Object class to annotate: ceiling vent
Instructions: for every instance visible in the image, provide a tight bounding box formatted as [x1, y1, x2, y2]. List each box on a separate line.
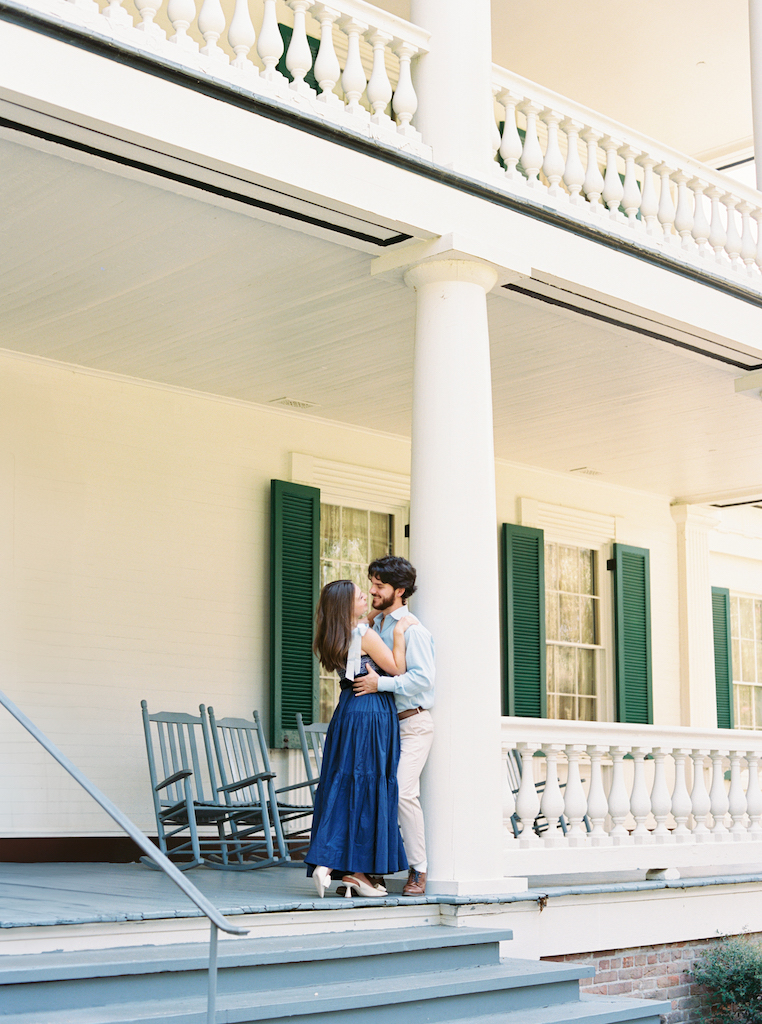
[569, 467, 602, 477]
[269, 397, 318, 410]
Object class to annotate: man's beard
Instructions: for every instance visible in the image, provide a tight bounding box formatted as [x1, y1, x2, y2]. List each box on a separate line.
[372, 594, 396, 612]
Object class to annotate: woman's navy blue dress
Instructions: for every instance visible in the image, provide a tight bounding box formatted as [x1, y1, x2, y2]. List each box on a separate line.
[305, 652, 408, 877]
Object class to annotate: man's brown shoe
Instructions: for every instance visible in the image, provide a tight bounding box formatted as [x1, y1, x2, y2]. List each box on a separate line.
[402, 869, 426, 896]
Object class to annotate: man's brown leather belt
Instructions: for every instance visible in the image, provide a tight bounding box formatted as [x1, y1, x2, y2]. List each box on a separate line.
[398, 706, 424, 721]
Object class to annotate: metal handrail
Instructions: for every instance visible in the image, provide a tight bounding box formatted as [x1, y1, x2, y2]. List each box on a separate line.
[0, 689, 248, 1024]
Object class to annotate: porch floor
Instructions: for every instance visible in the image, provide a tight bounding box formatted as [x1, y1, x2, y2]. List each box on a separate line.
[3, 860, 762, 930]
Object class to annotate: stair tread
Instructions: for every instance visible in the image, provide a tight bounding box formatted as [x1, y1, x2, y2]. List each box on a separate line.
[421, 995, 674, 1023]
[0, 961, 592, 1024]
[0, 924, 515, 983]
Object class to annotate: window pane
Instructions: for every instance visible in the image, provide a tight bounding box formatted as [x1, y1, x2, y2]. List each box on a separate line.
[320, 504, 341, 561]
[559, 546, 579, 593]
[341, 507, 368, 563]
[740, 598, 755, 640]
[730, 596, 740, 638]
[756, 600, 762, 641]
[737, 685, 753, 728]
[580, 549, 594, 595]
[546, 692, 558, 718]
[546, 591, 559, 640]
[755, 688, 762, 730]
[581, 597, 596, 644]
[742, 640, 757, 683]
[578, 649, 595, 695]
[369, 512, 391, 561]
[559, 594, 580, 642]
[557, 695, 575, 720]
[578, 697, 596, 722]
[545, 543, 557, 591]
[732, 639, 741, 681]
[556, 646, 575, 694]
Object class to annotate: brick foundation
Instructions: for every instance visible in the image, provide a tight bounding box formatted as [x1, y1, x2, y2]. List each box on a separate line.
[542, 933, 761, 1023]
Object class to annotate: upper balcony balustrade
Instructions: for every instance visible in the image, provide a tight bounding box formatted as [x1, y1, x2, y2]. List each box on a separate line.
[21, 0, 431, 154]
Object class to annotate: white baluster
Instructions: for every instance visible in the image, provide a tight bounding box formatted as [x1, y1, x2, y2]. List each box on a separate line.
[753, 209, 762, 274]
[690, 749, 712, 840]
[564, 745, 588, 843]
[502, 745, 518, 837]
[601, 136, 624, 218]
[689, 179, 711, 256]
[312, 4, 341, 104]
[491, 87, 503, 167]
[709, 749, 730, 838]
[199, 0, 229, 62]
[519, 101, 544, 187]
[650, 748, 673, 841]
[728, 749, 748, 840]
[746, 750, 762, 836]
[707, 186, 728, 262]
[365, 30, 392, 124]
[722, 195, 743, 269]
[638, 157, 659, 234]
[102, 0, 132, 27]
[541, 110, 565, 197]
[540, 744, 567, 845]
[672, 172, 694, 249]
[739, 203, 758, 274]
[340, 17, 368, 117]
[671, 748, 693, 841]
[391, 40, 419, 136]
[586, 744, 611, 843]
[608, 746, 632, 843]
[499, 91, 524, 180]
[656, 164, 676, 244]
[515, 742, 542, 845]
[227, 0, 256, 70]
[561, 118, 586, 205]
[620, 145, 642, 226]
[135, 0, 165, 39]
[630, 747, 652, 841]
[167, 0, 199, 51]
[581, 128, 604, 209]
[257, 0, 284, 81]
[285, 0, 315, 91]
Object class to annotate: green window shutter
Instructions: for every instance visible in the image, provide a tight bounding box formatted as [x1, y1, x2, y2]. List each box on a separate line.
[270, 480, 320, 748]
[501, 523, 546, 718]
[711, 587, 734, 729]
[612, 544, 652, 724]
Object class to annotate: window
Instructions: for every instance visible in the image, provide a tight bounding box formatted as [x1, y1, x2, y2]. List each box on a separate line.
[545, 543, 600, 721]
[318, 503, 393, 721]
[730, 594, 762, 729]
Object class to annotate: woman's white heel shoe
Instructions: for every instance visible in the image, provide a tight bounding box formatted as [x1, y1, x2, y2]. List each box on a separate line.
[342, 874, 385, 898]
[313, 866, 332, 898]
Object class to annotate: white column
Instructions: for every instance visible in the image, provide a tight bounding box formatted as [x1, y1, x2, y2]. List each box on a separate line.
[670, 504, 722, 727]
[409, 0, 494, 174]
[405, 258, 508, 894]
[750, 0, 762, 188]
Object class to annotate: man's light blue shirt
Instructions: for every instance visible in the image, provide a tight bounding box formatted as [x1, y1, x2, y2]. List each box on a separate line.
[373, 605, 435, 712]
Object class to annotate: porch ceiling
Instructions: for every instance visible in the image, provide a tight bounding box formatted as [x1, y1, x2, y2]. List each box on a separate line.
[2, 133, 762, 503]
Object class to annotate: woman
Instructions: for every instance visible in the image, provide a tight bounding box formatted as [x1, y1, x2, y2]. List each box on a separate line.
[305, 579, 414, 898]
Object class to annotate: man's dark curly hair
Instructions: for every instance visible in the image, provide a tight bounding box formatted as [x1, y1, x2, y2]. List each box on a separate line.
[368, 555, 417, 602]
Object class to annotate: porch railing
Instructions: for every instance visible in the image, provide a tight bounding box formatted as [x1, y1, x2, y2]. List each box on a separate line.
[502, 716, 762, 876]
[29, 0, 430, 154]
[0, 688, 248, 1024]
[491, 63, 762, 292]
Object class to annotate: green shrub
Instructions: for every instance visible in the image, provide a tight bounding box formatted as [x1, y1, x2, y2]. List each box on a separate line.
[691, 937, 762, 1023]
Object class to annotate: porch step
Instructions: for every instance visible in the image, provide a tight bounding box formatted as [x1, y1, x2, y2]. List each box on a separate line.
[0, 925, 671, 1024]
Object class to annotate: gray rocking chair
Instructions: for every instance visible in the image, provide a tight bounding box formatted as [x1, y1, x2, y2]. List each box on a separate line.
[140, 701, 231, 869]
[295, 712, 328, 804]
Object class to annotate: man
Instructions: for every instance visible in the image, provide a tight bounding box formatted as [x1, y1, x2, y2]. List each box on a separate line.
[352, 555, 435, 896]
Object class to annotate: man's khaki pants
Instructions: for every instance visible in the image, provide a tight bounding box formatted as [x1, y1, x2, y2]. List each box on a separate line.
[398, 709, 434, 869]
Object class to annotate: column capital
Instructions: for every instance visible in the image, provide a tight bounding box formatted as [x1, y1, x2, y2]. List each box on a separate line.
[404, 258, 498, 292]
[371, 232, 530, 286]
[670, 502, 723, 530]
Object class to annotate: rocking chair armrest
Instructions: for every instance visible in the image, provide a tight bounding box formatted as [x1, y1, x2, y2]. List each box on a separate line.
[274, 779, 317, 795]
[217, 771, 276, 793]
[155, 768, 193, 791]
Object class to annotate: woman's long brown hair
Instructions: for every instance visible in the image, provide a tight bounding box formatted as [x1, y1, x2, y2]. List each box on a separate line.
[313, 579, 355, 674]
